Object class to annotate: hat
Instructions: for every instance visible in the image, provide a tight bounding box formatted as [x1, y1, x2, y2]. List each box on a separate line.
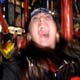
[31, 8, 51, 17]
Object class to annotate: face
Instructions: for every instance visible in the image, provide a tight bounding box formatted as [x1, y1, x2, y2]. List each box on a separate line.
[29, 12, 59, 49]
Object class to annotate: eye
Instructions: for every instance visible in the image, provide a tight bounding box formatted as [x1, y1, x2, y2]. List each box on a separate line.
[32, 16, 39, 21]
[46, 15, 53, 20]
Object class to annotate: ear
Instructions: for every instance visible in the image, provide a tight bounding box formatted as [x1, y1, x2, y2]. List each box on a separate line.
[26, 33, 32, 42]
[56, 32, 59, 42]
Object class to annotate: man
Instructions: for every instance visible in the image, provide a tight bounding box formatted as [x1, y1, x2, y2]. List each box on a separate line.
[28, 8, 59, 49]
[20, 8, 80, 80]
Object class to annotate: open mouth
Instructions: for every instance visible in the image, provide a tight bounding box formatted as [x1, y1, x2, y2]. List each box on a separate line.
[38, 26, 49, 39]
[39, 33, 49, 38]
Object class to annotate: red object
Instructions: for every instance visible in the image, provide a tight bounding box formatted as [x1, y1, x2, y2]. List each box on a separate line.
[24, 0, 29, 28]
[21, 38, 27, 49]
[61, 0, 73, 41]
[71, 76, 80, 80]
[47, 59, 57, 72]
[0, 4, 9, 33]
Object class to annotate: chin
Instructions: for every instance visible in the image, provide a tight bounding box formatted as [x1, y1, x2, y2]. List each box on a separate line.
[38, 43, 50, 48]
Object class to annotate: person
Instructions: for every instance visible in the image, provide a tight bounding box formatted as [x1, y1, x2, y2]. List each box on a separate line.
[20, 8, 80, 80]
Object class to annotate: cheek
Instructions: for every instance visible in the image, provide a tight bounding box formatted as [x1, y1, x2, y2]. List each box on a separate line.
[30, 27, 38, 40]
[29, 23, 37, 34]
[49, 27, 57, 41]
[30, 22, 38, 31]
[50, 27, 57, 36]
[50, 34, 56, 43]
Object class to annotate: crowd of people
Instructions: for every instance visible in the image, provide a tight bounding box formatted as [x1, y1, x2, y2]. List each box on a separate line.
[0, 8, 80, 80]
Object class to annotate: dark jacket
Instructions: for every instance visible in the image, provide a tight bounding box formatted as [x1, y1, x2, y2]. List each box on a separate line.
[0, 59, 20, 80]
[20, 40, 80, 80]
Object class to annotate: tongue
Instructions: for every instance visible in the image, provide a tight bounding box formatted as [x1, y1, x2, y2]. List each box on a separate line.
[39, 31, 49, 38]
[42, 34, 49, 37]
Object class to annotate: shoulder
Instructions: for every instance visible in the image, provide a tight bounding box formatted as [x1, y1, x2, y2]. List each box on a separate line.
[55, 60, 80, 80]
[63, 41, 80, 62]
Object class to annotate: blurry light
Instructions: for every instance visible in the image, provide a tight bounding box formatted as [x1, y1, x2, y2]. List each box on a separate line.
[49, 10, 52, 13]
[8, 26, 22, 35]
[3, 7, 5, 12]
[0, 24, 2, 32]
[49, 10, 55, 15]
[28, 6, 31, 10]
[52, 11, 55, 15]
[3, 15, 5, 18]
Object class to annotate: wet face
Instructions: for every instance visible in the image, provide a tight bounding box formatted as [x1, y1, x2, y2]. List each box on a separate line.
[29, 12, 59, 49]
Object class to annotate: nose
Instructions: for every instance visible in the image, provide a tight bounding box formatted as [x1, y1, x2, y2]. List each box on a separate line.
[40, 16, 45, 23]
